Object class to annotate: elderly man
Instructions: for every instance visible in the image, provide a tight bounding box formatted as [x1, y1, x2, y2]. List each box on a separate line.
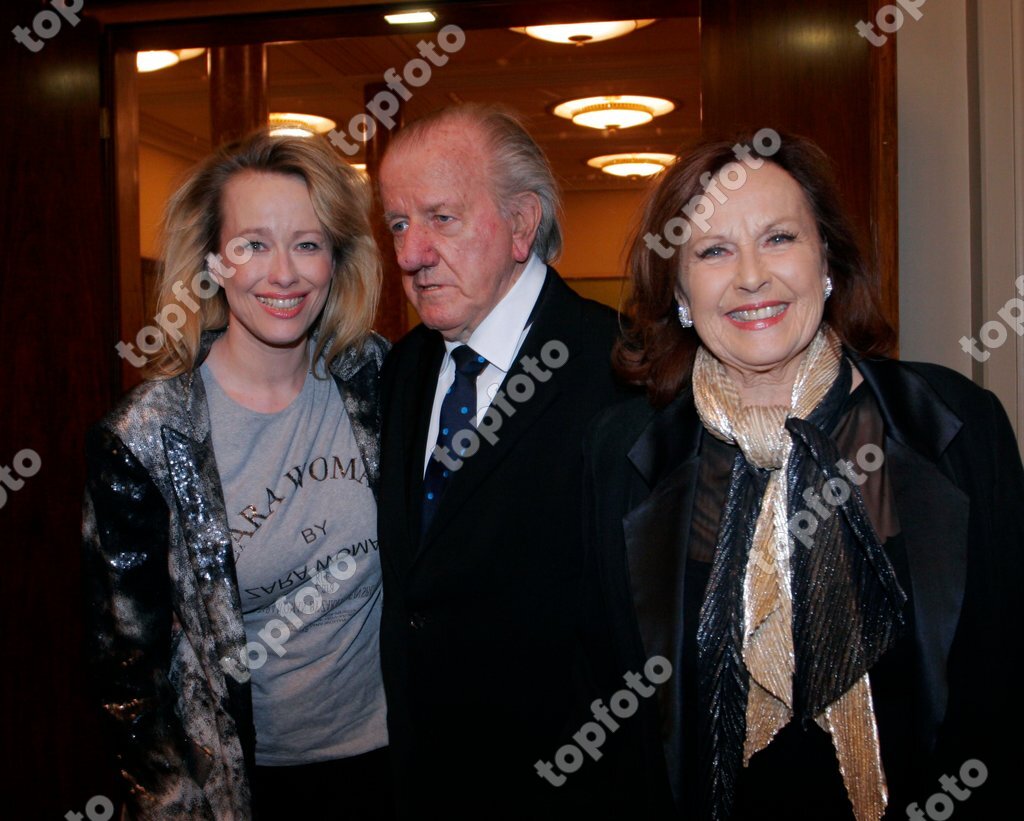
[376, 104, 625, 816]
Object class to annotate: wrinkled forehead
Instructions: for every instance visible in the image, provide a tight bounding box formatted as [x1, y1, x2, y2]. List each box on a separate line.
[382, 120, 499, 204]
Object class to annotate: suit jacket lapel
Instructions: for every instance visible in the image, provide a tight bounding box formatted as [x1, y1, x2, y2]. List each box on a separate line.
[399, 335, 445, 561]
[622, 390, 703, 801]
[417, 269, 566, 553]
[855, 356, 968, 753]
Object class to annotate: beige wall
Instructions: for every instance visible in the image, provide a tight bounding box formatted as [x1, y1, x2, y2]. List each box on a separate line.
[558, 186, 647, 311]
[898, 0, 1023, 449]
[898, 0, 973, 375]
[139, 143, 194, 259]
[558, 188, 648, 281]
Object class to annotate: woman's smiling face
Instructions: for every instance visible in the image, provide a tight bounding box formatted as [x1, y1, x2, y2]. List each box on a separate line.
[217, 170, 334, 354]
[676, 161, 829, 399]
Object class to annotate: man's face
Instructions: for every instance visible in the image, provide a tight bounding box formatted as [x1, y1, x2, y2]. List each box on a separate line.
[380, 122, 535, 342]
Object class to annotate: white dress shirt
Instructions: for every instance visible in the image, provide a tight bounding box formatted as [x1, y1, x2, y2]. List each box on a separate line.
[421, 254, 547, 474]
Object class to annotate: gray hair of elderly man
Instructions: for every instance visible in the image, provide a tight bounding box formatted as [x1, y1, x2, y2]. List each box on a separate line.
[385, 102, 563, 263]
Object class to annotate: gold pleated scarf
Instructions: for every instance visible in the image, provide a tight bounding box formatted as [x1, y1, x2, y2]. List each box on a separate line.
[692, 326, 888, 821]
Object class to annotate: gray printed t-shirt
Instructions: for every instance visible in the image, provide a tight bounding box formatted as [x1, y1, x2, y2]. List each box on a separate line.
[202, 360, 387, 765]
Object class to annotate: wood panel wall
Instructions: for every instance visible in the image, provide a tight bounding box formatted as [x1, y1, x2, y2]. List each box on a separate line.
[0, 0, 118, 814]
[0, 2, 898, 815]
[701, 0, 899, 339]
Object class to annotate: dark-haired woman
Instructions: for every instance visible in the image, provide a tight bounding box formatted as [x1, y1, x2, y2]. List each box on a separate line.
[584, 133, 1023, 820]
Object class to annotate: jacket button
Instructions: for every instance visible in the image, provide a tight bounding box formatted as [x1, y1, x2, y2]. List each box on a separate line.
[409, 612, 426, 629]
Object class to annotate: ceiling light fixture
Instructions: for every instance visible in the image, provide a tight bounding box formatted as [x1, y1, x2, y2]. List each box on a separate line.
[136, 48, 205, 73]
[511, 20, 655, 45]
[588, 153, 677, 178]
[553, 95, 675, 130]
[385, 10, 437, 25]
[268, 112, 338, 138]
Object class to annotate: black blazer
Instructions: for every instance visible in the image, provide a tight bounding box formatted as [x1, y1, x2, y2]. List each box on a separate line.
[583, 355, 1024, 819]
[378, 268, 627, 817]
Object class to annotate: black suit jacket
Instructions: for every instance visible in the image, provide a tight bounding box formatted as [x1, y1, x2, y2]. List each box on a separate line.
[583, 355, 1024, 819]
[378, 268, 627, 818]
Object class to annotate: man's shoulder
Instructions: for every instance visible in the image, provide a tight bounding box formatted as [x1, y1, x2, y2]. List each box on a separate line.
[537, 267, 621, 346]
[544, 267, 617, 317]
[383, 324, 438, 369]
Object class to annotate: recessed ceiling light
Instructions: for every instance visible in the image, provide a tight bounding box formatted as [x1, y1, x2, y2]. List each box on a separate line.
[137, 51, 180, 72]
[136, 48, 206, 73]
[511, 20, 655, 45]
[588, 153, 677, 178]
[268, 113, 338, 137]
[385, 10, 436, 25]
[553, 95, 675, 130]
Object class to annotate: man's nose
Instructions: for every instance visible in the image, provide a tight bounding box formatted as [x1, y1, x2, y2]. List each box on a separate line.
[397, 223, 440, 271]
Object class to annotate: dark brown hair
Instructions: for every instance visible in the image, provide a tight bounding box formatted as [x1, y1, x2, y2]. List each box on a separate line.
[614, 131, 895, 407]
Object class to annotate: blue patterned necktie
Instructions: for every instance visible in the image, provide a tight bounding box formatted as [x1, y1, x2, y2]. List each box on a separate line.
[421, 345, 488, 536]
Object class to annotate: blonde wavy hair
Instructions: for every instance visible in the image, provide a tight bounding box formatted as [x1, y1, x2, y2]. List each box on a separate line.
[146, 128, 381, 378]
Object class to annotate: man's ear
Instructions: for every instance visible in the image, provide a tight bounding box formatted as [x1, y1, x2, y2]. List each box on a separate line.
[509, 192, 542, 264]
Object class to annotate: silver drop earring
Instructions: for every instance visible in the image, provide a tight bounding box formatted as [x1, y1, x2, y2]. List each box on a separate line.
[677, 304, 693, 328]
[823, 276, 833, 301]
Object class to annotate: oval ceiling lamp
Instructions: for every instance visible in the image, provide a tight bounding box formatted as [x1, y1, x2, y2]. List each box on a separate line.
[385, 10, 437, 25]
[588, 153, 677, 178]
[511, 19, 655, 45]
[136, 48, 206, 73]
[268, 112, 338, 138]
[553, 95, 675, 130]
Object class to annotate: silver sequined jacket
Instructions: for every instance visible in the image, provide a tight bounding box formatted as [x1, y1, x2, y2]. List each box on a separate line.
[82, 330, 389, 820]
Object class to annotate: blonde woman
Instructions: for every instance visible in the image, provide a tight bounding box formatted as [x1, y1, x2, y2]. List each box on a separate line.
[83, 129, 392, 819]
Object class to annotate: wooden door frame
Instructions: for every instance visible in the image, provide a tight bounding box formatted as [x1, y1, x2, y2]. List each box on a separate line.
[99, 0, 696, 388]
[98, 0, 896, 390]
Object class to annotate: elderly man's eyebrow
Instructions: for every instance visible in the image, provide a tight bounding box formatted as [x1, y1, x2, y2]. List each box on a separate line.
[383, 201, 455, 221]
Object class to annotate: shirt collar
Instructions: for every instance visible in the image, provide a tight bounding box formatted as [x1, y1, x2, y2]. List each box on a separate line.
[442, 254, 547, 373]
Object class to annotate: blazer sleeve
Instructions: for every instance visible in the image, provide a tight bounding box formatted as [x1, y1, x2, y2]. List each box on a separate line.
[932, 385, 1024, 814]
[82, 425, 215, 820]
